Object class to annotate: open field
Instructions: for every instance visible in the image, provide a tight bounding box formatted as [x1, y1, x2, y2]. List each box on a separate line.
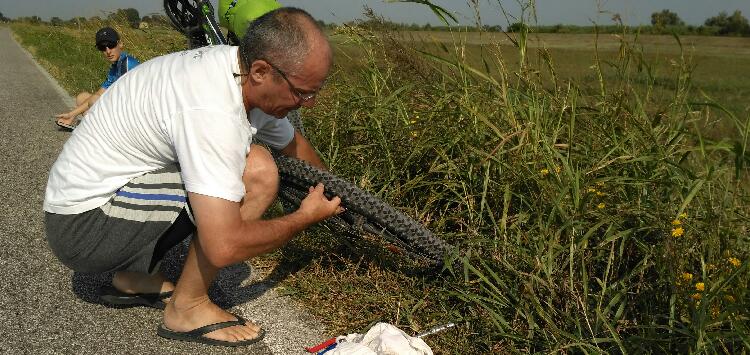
[331, 31, 750, 132]
[396, 31, 750, 55]
[11, 20, 750, 353]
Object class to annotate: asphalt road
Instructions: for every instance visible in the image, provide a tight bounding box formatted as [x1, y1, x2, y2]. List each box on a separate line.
[0, 26, 327, 354]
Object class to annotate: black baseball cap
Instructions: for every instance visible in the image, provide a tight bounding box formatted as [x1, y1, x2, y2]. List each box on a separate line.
[95, 27, 119, 46]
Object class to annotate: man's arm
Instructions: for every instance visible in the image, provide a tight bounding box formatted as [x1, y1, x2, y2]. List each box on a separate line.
[279, 130, 326, 169]
[187, 183, 341, 268]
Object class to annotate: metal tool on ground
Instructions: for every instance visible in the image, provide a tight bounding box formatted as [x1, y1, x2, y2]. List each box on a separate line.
[415, 322, 456, 339]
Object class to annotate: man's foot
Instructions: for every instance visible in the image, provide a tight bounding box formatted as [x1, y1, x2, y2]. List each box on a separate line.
[157, 312, 265, 347]
[99, 271, 175, 309]
[162, 296, 263, 346]
[112, 271, 174, 295]
[54, 113, 78, 128]
[99, 285, 172, 309]
[55, 119, 76, 131]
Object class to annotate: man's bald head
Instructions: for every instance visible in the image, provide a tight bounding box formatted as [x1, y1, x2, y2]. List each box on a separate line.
[238, 7, 331, 76]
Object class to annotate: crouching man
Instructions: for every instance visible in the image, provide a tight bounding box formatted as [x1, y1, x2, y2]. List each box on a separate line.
[43, 8, 339, 347]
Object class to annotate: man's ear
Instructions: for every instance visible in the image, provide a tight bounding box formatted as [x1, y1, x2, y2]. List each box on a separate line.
[249, 60, 270, 84]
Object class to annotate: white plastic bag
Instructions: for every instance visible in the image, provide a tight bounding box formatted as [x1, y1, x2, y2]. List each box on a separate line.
[329, 322, 433, 355]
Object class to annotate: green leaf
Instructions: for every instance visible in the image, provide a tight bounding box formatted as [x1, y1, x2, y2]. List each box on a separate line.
[386, 0, 458, 25]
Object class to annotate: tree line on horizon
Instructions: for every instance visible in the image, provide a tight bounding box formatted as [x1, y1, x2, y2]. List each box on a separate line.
[347, 9, 749, 37]
[500, 9, 748, 37]
[2, 8, 749, 37]
[2, 8, 170, 29]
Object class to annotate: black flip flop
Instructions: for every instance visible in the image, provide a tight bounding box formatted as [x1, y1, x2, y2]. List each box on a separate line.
[157, 314, 266, 347]
[55, 120, 76, 131]
[99, 285, 173, 310]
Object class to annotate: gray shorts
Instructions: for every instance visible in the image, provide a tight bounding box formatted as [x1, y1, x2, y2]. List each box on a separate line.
[45, 164, 193, 274]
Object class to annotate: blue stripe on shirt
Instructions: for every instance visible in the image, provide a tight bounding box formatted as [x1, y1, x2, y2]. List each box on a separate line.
[116, 190, 186, 202]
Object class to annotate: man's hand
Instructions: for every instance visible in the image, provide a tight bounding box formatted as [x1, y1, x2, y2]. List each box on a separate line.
[297, 183, 343, 223]
[55, 112, 76, 121]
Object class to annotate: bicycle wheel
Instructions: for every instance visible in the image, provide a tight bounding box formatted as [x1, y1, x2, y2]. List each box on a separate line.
[275, 155, 451, 268]
[164, 0, 200, 32]
[164, 0, 213, 48]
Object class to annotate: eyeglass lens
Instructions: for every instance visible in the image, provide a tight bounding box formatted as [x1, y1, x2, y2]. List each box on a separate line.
[256, 57, 321, 102]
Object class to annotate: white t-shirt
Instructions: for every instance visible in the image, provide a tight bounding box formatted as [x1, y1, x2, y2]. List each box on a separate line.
[43, 46, 295, 214]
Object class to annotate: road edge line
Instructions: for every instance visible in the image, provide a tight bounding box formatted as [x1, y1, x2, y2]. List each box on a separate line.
[6, 27, 75, 108]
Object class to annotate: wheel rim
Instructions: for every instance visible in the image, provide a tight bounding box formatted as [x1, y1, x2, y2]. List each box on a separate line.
[164, 0, 202, 33]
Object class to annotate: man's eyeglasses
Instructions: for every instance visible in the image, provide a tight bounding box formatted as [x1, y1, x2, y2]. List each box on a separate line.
[96, 41, 117, 51]
[261, 58, 320, 102]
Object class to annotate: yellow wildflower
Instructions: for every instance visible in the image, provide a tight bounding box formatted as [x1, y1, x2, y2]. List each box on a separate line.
[540, 168, 549, 177]
[695, 282, 705, 292]
[680, 272, 693, 282]
[671, 227, 684, 237]
[679, 212, 687, 219]
[597, 203, 606, 209]
[596, 191, 605, 197]
[724, 295, 735, 303]
[671, 219, 681, 226]
[411, 132, 418, 138]
[691, 293, 702, 301]
[555, 166, 561, 173]
[728, 257, 741, 267]
[587, 188, 597, 193]
[711, 306, 720, 319]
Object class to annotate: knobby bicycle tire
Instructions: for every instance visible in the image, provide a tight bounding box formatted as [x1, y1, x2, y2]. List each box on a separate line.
[164, 0, 219, 48]
[277, 183, 392, 245]
[164, 0, 200, 32]
[275, 155, 451, 268]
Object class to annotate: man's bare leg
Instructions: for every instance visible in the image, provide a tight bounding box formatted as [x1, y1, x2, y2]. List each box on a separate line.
[57, 92, 92, 126]
[75, 92, 93, 106]
[163, 236, 262, 341]
[240, 144, 279, 221]
[162, 145, 277, 342]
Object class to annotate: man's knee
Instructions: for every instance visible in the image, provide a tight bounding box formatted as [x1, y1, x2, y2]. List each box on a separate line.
[75, 92, 92, 106]
[242, 144, 279, 195]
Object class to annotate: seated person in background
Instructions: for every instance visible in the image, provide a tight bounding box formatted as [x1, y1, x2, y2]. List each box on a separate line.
[55, 27, 139, 130]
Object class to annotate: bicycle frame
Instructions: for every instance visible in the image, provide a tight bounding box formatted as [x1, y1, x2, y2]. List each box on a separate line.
[199, 1, 227, 45]
[164, 0, 227, 47]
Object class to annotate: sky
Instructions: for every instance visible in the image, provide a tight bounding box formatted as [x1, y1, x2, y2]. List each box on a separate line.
[1, 0, 749, 27]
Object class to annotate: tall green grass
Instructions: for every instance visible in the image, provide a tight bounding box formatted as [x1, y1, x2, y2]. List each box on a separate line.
[11, 3, 750, 352]
[299, 11, 750, 353]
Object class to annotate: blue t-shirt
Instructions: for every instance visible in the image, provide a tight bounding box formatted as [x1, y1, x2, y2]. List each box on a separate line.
[101, 51, 140, 89]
